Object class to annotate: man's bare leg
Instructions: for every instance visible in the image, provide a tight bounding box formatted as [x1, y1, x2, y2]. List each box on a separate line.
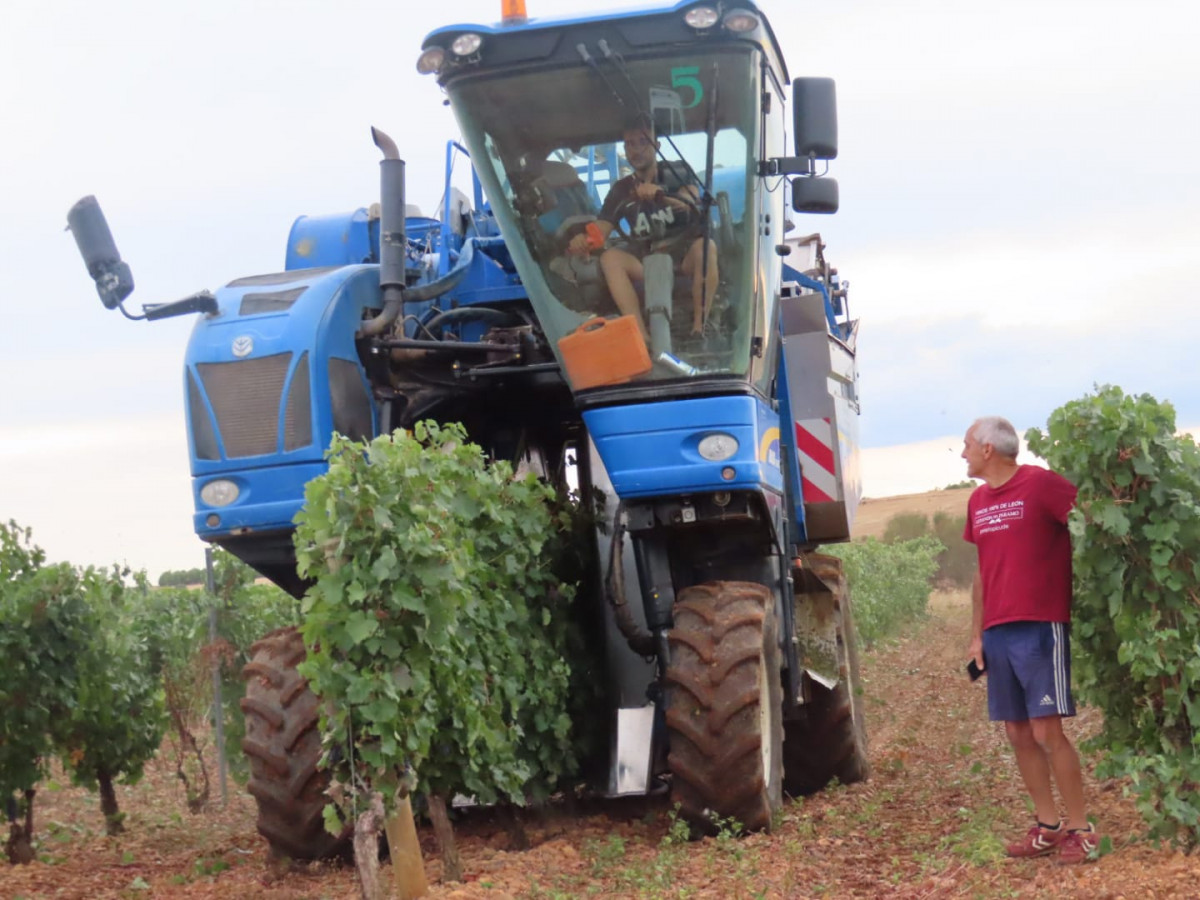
[600, 247, 648, 340]
[1030, 716, 1088, 830]
[682, 238, 718, 335]
[1005, 720, 1060, 825]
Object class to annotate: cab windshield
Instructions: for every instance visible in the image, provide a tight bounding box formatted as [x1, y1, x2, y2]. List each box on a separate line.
[448, 49, 759, 391]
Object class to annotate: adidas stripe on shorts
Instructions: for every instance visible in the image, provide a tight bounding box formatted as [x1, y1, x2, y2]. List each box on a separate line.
[981, 620, 1075, 721]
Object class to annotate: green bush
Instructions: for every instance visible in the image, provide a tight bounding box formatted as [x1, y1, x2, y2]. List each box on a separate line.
[881, 512, 930, 545]
[134, 552, 299, 797]
[294, 422, 581, 830]
[830, 535, 942, 647]
[1027, 385, 1200, 848]
[880, 511, 975, 589]
[931, 511, 976, 589]
[57, 565, 166, 835]
[0, 522, 90, 860]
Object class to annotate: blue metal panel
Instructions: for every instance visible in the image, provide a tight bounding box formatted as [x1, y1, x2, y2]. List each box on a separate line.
[193, 461, 328, 537]
[285, 209, 448, 273]
[583, 396, 783, 498]
[184, 265, 381, 539]
[285, 209, 374, 270]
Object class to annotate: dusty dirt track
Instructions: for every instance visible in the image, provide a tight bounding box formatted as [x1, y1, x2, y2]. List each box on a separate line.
[3, 491, 1197, 898]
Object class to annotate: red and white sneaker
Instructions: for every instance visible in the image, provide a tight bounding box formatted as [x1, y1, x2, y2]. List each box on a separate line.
[1006, 823, 1065, 858]
[1056, 824, 1100, 865]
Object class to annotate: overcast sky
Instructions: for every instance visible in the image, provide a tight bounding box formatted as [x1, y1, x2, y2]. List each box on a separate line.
[2, 0, 1197, 575]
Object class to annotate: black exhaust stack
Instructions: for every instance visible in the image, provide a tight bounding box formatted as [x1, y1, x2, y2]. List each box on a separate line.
[360, 127, 408, 337]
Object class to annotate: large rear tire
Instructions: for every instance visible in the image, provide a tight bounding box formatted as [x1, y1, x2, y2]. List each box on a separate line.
[241, 626, 349, 860]
[782, 557, 869, 796]
[665, 581, 783, 833]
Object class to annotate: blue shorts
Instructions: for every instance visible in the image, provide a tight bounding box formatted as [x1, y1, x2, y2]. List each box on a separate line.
[981, 621, 1075, 721]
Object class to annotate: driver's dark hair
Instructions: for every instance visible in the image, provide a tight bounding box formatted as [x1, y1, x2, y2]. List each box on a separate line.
[623, 113, 655, 137]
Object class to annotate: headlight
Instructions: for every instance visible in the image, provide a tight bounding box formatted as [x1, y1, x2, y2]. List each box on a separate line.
[416, 46, 446, 75]
[722, 9, 761, 33]
[200, 479, 240, 507]
[450, 33, 483, 57]
[684, 6, 720, 29]
[698, 433, 739, 461]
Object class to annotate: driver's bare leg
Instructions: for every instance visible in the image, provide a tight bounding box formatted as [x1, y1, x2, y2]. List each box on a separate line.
[600, 247, 649, 341]
[682, 238, 719, 335]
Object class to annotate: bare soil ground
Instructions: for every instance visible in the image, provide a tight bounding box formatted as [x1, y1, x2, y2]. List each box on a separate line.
[4, 586, 1197, 899]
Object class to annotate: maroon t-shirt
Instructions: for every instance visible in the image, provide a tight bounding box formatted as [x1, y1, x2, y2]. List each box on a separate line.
[963, 465, 1077, 629]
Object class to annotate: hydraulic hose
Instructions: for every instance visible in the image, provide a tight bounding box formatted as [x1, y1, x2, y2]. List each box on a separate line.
[606, 503, 655, 657]
[359, 235, 480, 338]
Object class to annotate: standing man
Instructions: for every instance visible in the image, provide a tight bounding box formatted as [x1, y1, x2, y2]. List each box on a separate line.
[962, 416, 1100, 865]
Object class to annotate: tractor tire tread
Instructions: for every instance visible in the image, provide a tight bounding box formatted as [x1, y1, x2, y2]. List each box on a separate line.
[665, 581, 783, 834]
[241, 626, 349, 860]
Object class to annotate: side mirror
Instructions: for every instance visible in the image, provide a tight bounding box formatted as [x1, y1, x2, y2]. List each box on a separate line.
[66, 196, 134, 310]
[793, 77, 838, 161]
[792, 177, 839, 214]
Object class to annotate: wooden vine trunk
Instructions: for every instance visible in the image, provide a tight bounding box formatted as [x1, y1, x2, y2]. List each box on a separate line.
[426, 794, 462, 882]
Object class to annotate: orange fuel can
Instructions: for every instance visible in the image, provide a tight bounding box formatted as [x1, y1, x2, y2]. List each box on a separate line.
[557, 316, 652, 390]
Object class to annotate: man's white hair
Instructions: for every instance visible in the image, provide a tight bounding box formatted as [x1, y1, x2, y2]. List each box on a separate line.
[972, 416, 1019, 458]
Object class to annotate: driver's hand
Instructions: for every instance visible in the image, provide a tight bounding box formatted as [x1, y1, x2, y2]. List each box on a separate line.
[635, 182, 665, 203]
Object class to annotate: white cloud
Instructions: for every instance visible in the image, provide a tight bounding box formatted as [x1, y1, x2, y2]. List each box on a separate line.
[862, 423, 1200, 500]
[849, 214, 1200, 330]
[1, 417, 201, 578]
[861, 432, 1049, 498]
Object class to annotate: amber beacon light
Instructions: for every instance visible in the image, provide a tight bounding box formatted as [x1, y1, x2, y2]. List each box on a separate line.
[502, 0, 528, 24]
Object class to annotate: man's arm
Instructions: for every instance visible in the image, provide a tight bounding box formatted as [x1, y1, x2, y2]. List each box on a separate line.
[566, 220, 614, 256]
[969, 568, 984, 668]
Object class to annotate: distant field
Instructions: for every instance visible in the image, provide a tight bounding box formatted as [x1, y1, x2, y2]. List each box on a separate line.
[851, 485, 972, 540]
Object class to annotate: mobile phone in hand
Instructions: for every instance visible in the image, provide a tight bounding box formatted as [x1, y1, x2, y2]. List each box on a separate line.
[966, 658, 986, 681]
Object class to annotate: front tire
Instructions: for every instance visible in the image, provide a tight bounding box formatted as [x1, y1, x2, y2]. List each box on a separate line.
[665, 581, 783, 833]
[241, 627, 349, 860]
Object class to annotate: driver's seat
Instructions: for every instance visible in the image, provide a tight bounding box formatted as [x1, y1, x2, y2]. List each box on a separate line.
[537, 160, 595, 241]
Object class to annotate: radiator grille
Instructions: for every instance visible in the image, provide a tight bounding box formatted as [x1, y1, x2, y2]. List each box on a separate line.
[283, 352, 313, 451]
[329, 358, 373, 442]
[197, 353, 292, 458]
[187, 370, 219, 460]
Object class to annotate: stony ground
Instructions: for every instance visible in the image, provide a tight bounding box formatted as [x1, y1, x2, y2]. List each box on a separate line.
[3, 590, 1197, 899]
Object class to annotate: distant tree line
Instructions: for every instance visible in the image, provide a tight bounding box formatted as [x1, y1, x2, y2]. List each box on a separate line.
[158, 567, 207, 587]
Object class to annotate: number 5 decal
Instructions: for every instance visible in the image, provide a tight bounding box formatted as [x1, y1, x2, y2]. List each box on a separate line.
[671, 66, 703, 109]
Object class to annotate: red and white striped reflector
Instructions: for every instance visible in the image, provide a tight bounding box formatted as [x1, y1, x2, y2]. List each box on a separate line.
[795, 417, 838, 504]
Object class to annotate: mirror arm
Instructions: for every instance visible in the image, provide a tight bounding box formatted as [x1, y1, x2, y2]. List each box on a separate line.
[142, 291, 219, 321]
[759, 156, 817, 177]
